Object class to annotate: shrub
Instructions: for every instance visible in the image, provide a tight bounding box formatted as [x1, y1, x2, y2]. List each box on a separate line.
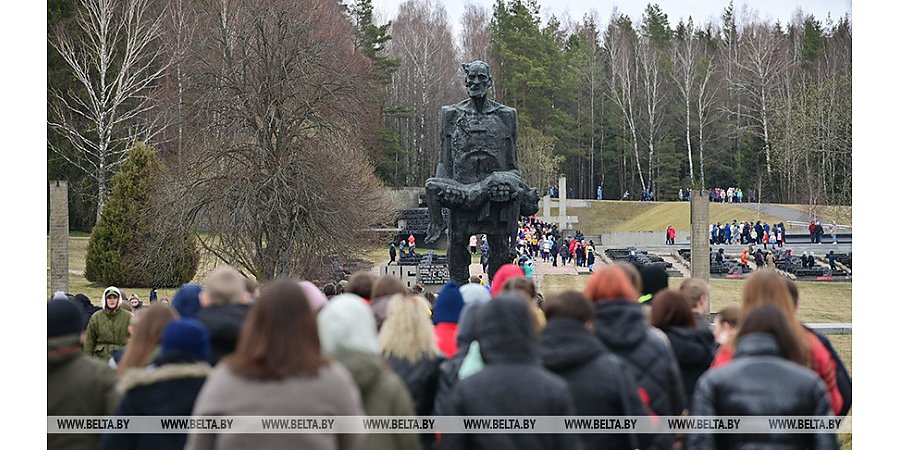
[85, 142, 199, 287]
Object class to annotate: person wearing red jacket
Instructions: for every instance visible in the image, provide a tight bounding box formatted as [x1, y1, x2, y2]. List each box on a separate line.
[710, 270, 843, 415]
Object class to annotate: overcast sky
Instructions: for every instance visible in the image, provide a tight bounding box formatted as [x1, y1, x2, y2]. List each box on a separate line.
[371, 0, 852, 40]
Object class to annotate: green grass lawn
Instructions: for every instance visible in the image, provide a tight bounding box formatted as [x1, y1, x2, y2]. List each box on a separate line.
[51, 235, 226, 304]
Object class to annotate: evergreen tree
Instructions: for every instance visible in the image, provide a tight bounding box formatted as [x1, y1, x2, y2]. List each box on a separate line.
[348, 0, 405, 185]
[85, 143, 199, 287]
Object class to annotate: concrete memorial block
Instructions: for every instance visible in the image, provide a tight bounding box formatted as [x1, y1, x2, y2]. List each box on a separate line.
[539, 176, 579, 231]
[690, 189, 711, 317]
[50, 181, 69, 294]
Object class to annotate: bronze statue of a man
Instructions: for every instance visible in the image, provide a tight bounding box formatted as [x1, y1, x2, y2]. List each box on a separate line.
[424, 60, 539, 284]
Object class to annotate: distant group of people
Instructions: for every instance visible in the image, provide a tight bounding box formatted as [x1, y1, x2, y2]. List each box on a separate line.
[547, 185, 574, 199]
[708, 186, 746, 203]
[809, 221, 840, 244]
[388, 234, 418, 264]
[710, 220, 787, 248]
[515, 218, 596, 273]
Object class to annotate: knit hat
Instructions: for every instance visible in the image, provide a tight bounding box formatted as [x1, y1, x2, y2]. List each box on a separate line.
[433, 281, 465, 324]
[459, 283, 491, 305]
[638, 265, 669, 304]
[298, 281, 328, 312]
[172, 283, 202, 319]
[48, 299, 83, 338]
[490, 264, 525, 297]
[161, 319, 211, 362]
[318, 294, 380, 356]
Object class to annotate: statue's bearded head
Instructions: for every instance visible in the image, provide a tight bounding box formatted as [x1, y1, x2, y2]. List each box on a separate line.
[463, 60, 492, 99]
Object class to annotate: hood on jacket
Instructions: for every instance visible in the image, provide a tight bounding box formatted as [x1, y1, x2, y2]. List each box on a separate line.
[318, 294, 380, 356]
[433, 281, 465, 324]
[48, 334, 83, 369]
[537, 317, 603, 371]
[117, 361, 211, 394]
[460, 283, 490, 305]
[102, 286, 123, 311]
[172, 283, 202, 319]
[662, 325, 716, 366]
[298, 281, 328, 312]
[331, 349, 386, 394]
[476, 294, 537, 364]
[456, 302, 482, 351]
[594, 299, 650, 350]
[734, 332, 783, 359]
[490, 264, 524, 297]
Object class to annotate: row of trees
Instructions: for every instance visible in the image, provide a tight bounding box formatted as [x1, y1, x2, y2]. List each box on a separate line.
[49, 0, 392, 282]
[47, 0, 851, 282]
[379, 0, 851, 205]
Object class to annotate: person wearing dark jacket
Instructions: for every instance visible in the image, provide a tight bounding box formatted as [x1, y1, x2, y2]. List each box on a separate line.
[49, 299, 120, 450]
[689, 305, 838, 450]
[441, 294, 583, 450]
[538, 291, 651, 450]
[98, 319, 212, 450]
[380, 293, 444, 449]
[584, 266, 685, 450]
[196, 266, 250, 365]
[73, 293, 101, 331]
[649, 289, 715, 403]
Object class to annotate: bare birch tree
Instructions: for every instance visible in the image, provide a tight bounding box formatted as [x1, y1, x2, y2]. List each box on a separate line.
[725, 20, 790, 175]
[460, 1, 492, 63]
[389, 0, 459, 185]
[48, 0, 170, 221]
[637, 35, 665, 192]
[670, 18, 698, 183]
[695, 25, 720, 189]
[604, 12, 645, 193]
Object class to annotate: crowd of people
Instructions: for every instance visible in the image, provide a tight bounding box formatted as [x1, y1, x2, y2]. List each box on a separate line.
[513, 218, 597, 273]
[49, 251, 850, 450]
[706, 187, 747, 203]
[709, 220, 787, 248]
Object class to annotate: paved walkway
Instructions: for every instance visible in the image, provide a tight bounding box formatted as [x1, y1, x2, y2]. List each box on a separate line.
[731, 202, 812, 223]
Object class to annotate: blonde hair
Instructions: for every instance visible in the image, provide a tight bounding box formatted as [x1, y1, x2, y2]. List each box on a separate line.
[379, 294, 440, 362]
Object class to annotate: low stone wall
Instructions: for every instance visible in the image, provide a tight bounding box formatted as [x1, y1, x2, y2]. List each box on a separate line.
[385, 187, 425, 210]
[598, 231, 689, 247]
